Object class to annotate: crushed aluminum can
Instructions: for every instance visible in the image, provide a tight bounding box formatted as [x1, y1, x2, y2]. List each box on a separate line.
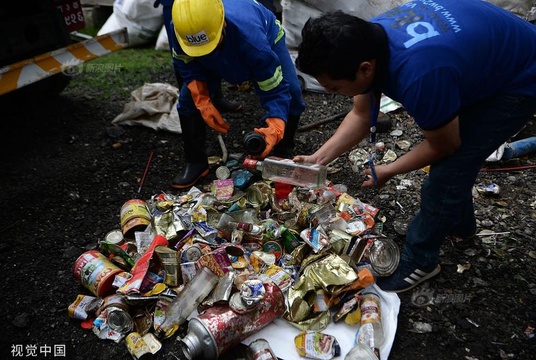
[476, 183, 500, 195]
[68, 294, 98, 320]
[125, 332, 155, 360]
[239, 279, 266, 307]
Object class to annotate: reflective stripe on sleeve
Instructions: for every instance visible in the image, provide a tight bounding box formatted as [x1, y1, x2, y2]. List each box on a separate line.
[257, 65, 283, 92]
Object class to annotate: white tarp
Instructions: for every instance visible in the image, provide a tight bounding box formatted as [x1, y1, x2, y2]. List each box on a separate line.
[243, 284, 401, 360]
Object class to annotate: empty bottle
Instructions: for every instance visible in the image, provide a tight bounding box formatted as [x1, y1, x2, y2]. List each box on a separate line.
[356, 286, 384, 359]
[155, 266, 219, 339]
[243, 132, 267, 156]
[243, 156, 327, 188]
[217, 213, 263, 237]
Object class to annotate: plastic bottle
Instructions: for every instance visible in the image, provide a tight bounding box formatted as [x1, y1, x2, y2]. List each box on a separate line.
[154, 266, 219, 339]
[243, 157, 327, 188]
[180, 283, 286, 360]
[356, 286, 384, 359]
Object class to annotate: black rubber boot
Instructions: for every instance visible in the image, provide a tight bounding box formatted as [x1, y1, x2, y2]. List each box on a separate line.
[172, 113, 209, 189]
[272, 115, 300, 159]
[212, 83, 243, 114]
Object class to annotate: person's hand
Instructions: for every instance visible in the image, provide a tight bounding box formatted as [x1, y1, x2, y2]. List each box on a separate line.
[253, 118, 285, 158]
[188, 80, 229, 134]
[293, 154, 319, 164]
[361, 163, 393, 188]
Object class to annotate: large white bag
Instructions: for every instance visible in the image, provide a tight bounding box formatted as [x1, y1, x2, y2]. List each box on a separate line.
[98, 0, 164, 47]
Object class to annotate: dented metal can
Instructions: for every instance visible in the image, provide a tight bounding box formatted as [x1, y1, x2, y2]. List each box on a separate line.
[247, 338, 278, 360]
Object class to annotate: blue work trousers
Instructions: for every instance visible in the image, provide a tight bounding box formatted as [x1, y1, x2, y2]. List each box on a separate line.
[406, 94, 536, 267]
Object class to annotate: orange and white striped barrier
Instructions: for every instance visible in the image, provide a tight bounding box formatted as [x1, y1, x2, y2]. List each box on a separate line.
[0, 28, 129, 96]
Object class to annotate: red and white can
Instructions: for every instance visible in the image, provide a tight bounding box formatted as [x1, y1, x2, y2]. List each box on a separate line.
[73, 250, 123, 297]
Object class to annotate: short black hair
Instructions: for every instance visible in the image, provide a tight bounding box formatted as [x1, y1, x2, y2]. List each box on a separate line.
[296, 11, 378, 81]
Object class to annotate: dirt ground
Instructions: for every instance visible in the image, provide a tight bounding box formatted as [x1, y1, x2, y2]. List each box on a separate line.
[1, 64, 535, 360]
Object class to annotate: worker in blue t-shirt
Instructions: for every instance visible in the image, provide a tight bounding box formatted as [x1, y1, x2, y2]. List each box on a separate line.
[295, 0, 536, 292]
[168, 0, 305, 189]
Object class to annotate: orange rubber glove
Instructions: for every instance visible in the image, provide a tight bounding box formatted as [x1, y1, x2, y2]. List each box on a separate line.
[187, 80, 229, 134]
[253, 117, 286, 158]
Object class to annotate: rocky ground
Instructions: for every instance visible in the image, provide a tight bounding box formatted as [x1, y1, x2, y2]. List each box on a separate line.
[1, 62, 535, 360]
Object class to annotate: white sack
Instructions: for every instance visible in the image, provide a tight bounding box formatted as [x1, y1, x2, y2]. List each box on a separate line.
[155, 25, 170, 51]
[112, 82, 181, 134]
[98, 0, 164, 47]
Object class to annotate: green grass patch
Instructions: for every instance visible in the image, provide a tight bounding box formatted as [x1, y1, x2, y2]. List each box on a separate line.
[67, 46, 173, 99]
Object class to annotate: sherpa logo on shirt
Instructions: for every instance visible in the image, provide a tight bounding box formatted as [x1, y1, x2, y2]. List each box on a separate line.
[186, 30, 210, 46]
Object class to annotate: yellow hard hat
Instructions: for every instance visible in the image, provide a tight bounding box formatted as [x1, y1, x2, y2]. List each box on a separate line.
[172, 0, 225, 57]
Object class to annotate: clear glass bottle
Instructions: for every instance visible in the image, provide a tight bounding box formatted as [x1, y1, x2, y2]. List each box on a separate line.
[216, 213, 263, 237]
[356, 286, 384, 359]
[243, 156, 327, 189]
[154, 266, 219, 339]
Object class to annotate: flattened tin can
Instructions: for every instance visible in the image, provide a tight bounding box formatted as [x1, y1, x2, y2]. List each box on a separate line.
[125, 332, 153, 360]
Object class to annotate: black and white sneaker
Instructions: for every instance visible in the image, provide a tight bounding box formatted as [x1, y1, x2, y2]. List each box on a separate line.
[376, 258, 441, 293]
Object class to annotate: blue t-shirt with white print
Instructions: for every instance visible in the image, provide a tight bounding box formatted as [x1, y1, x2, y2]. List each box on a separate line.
[373, 0, 536, 130]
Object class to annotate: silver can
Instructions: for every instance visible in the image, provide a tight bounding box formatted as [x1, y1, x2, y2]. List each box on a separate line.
[247, 338, 278, 360]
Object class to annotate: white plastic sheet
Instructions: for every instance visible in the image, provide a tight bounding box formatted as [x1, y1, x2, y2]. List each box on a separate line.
[243, 284, 400, 360]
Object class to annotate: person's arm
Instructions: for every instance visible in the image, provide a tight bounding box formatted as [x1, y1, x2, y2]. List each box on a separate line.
[362, 116, 461, 187]
[294, 94, 371, 165]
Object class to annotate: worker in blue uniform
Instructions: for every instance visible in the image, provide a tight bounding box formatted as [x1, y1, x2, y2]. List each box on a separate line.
[153, 0, 242, 114]
[169, 0, 305, 189]
[294, 0, 536, 292]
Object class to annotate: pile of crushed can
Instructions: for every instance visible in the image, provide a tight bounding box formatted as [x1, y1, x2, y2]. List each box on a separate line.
[69, 166, 400, 360]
